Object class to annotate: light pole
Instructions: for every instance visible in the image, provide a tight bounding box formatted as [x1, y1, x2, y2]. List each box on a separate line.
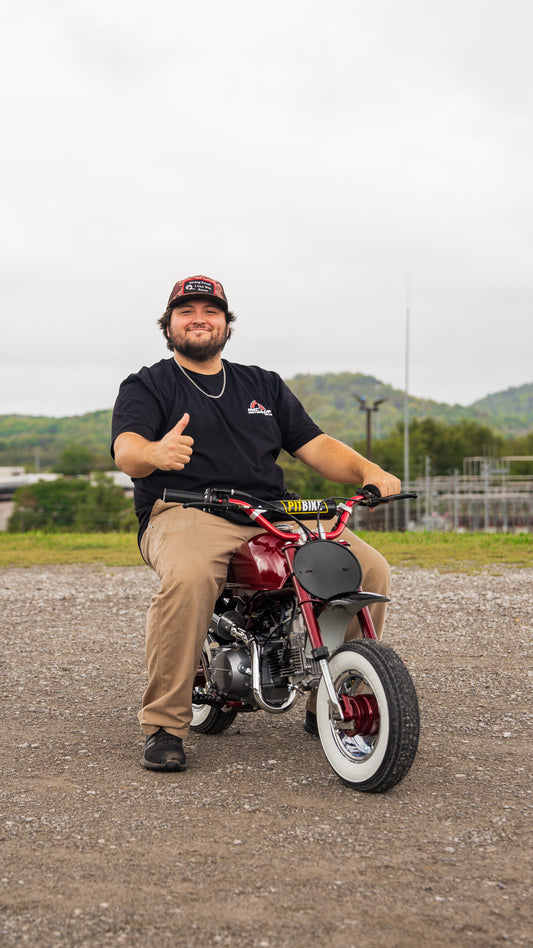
[353, 395, 387, 461]
[404, 279, 411, 530]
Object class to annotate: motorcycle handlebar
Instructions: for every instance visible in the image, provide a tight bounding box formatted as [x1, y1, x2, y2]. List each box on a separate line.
[162, 487, 417, 514]
[162, 489, 209, 505]
[162, 488, 339, 519]
[162, 487, 417, 540]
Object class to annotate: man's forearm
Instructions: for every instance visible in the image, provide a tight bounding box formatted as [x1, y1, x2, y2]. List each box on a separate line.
[294, 434, 401, 495]
[113, 433, 158, 478]
[295, 435, 370, 481]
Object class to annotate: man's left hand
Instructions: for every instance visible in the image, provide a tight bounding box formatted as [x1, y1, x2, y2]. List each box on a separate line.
[361, 463, 401, 498]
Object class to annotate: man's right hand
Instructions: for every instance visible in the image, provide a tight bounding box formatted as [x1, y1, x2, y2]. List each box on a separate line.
[113, 414, 194, 478]
[151, 413, 194, 471]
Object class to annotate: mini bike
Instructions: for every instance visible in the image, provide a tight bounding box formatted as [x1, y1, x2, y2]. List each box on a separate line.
[163, 486, 420, 792]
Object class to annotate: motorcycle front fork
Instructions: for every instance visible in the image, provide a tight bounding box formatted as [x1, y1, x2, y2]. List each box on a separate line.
[314, 611, 377, 728]
[284, 546, 377, 726]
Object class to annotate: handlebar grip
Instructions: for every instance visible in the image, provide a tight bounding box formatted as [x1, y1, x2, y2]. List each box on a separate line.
[163, 488, 206, 504]
[361, 484, 381, 499]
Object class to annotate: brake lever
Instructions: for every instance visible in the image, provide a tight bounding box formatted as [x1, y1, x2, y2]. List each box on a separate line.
[357, 487, 418, 508]
[358, 484, 382, 507]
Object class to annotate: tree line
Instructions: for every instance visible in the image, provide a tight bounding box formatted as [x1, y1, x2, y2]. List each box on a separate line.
[1, 376, 532, 473]
[354, 418, 533, 479]
[280, 418, 533, 498]
[6, 417, 533, 533]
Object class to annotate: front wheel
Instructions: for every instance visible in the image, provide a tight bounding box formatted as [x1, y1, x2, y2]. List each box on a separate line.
[316, 640, 419, 792]
[190, 637, 237, 734]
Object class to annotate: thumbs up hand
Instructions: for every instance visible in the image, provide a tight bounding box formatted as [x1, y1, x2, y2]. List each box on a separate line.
[153, 413, 194, 471]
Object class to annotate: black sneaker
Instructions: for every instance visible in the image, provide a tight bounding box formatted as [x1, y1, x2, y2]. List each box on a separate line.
[303, 710, 319, 736]
[142, 728, 187, 771]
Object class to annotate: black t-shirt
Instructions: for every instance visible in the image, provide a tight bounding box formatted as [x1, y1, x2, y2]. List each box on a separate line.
[111, 358, 323, 540]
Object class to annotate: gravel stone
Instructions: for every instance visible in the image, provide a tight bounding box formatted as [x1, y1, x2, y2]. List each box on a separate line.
[1, 564, 532, 947]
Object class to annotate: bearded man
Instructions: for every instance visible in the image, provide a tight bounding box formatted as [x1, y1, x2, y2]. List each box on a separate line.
[112, 275, 400, 771]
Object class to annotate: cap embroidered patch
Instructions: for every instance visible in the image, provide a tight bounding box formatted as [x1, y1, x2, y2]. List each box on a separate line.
[183, 278, 216, 295]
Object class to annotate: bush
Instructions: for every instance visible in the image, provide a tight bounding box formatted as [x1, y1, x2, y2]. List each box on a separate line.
[52, 443, 96, 476]
[7, 475, 137, 533]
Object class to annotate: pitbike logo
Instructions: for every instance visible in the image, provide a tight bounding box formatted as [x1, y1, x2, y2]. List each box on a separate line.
[248, 400, 273, 416]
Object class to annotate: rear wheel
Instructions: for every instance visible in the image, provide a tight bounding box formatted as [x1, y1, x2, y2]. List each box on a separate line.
[190, 637, 237, 734]
[316, 640, 419, 792]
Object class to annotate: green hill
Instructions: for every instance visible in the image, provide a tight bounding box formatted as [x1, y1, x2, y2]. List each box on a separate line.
[0, 410, 112, 470]
[285, 374, 533, 445]
[470, 384, 533, 434]
[0, 376, 531, 470]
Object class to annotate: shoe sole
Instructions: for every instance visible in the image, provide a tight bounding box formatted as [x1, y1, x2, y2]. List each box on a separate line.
[141, 756, 187, 772]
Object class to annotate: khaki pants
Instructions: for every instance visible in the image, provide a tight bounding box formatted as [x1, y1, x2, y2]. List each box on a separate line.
[140, 501, 391, 738]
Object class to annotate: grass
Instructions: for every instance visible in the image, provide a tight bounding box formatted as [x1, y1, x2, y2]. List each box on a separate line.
[358, 530, 532, 571]
[0, 532, 145, 567]
[0, 530, 531, 571]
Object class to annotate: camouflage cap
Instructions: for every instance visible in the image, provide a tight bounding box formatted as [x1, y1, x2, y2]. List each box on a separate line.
[167, 275, 228, 312]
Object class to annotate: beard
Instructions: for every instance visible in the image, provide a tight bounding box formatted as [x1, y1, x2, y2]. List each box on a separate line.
[168, 325, 229, 362]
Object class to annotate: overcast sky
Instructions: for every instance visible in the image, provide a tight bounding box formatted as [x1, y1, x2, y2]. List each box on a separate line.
[2, 0, 532, 417]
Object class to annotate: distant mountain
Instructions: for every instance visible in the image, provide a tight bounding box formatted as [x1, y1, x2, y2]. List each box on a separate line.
[0, 376, 531, 469]
[285, 374, 533, 445]
[470, 384, 533, 433]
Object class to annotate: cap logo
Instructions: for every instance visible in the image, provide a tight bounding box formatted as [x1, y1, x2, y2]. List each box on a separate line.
[168, 274, 228, 311]
[183, 279, 215, 296]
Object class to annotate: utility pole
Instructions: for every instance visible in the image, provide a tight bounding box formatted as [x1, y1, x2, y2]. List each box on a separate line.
[353, 395, 387, 462]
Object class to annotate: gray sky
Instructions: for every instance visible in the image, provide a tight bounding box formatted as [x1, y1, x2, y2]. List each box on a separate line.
[2, 0, 532, 416]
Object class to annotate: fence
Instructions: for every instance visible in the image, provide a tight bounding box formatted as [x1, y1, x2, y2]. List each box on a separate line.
[1, 468, 532, 535]
[352, 472, 533, 533]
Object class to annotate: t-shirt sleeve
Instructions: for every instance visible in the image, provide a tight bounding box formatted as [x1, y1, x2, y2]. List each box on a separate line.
[275, 378, 323, 454]
[110, 373, 165, 458]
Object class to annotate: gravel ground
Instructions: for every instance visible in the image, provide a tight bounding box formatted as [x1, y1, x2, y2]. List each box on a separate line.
[1, 564, 532, 948]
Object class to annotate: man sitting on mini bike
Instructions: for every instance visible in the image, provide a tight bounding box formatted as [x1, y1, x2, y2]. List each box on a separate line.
[111, 275, 400, 771]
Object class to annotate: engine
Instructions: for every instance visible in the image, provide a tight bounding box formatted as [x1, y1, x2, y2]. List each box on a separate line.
[209, 639, 292, 706]
[209, 598, 310, 706]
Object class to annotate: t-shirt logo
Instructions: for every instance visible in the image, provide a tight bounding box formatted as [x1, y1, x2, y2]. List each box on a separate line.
[248, 400, 273, 416]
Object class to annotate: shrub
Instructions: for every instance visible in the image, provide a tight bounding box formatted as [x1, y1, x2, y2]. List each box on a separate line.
[7, 475, 136, 533]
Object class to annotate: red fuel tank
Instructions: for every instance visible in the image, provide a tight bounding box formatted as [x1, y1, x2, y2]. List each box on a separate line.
[227, 533, 291, 590]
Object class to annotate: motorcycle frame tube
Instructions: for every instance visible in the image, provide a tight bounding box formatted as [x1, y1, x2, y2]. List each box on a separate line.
[225, 496, 353, 650]
[283, 544, 346, 720]
[226, 496, 355, 542]
[281, 545, 323, 651]
[227, 497, 379, 645]
[357, 605, 378, 640]
[225, 495, 372, 723]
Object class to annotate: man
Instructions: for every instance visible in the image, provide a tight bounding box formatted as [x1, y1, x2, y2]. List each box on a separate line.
[112, 274, 400, 772]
